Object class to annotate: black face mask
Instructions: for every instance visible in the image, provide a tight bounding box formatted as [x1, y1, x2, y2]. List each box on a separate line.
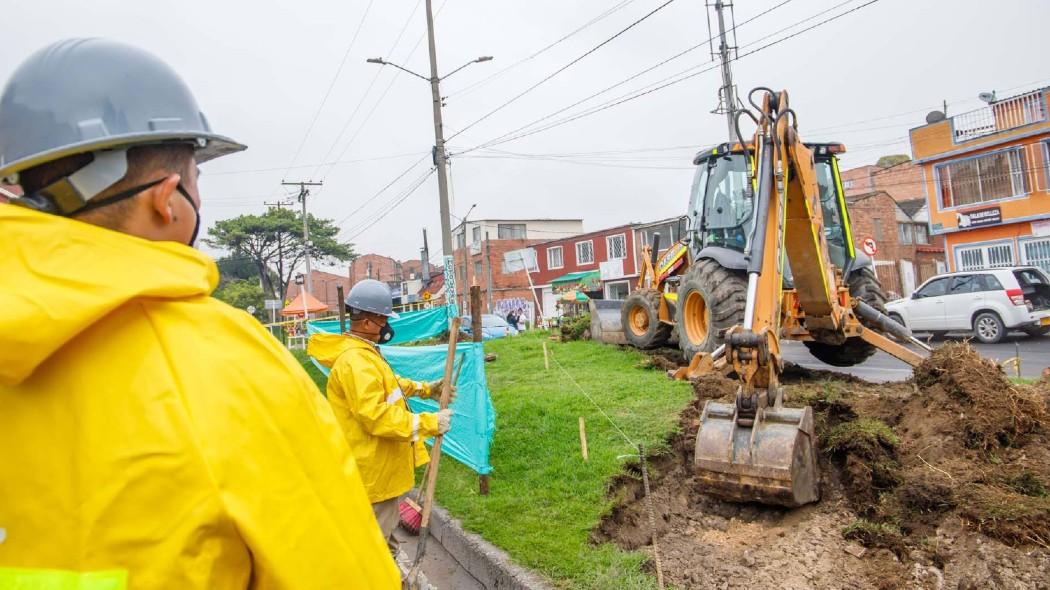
[378, 323, 395, 344]
[74, 178, 200, 247]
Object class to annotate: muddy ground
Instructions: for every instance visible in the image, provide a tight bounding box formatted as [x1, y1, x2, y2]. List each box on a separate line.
[598, 344, 1050, 589]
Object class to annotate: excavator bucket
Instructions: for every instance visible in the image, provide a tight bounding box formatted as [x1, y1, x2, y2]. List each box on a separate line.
[694, 394, 820, 507]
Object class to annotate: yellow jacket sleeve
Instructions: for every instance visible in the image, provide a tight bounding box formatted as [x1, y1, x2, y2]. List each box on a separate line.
[340, 357, 441, 441]
[195, 340, 400, 588]
[396, 375, 431, 398]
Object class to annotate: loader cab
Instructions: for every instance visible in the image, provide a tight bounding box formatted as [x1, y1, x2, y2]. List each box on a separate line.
[688, 142, 854, 273]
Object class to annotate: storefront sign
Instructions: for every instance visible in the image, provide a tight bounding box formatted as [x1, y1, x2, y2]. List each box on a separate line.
[956, 206, 1001, 229]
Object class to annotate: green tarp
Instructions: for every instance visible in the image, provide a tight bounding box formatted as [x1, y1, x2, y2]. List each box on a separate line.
[309, 305, 451, 345]
[550, 270, 601, 290]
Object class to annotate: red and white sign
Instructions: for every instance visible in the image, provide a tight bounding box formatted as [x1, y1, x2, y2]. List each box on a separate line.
[861, 237, 878, 256]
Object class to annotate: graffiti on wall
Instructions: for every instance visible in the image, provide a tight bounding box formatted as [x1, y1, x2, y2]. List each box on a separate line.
[495, 298, 534, 325]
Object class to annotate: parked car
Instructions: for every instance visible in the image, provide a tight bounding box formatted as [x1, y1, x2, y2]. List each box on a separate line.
[460, 314, 519, 340]
[885, 267, 1050, 344]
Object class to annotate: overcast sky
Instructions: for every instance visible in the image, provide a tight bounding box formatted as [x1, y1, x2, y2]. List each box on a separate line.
[5, 0, 1049, 268]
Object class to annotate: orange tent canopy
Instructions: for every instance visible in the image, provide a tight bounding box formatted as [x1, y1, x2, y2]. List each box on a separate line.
[281, 290, 329, 317]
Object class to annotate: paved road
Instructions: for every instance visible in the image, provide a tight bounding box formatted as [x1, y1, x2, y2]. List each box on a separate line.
[782, 332, 1050, 382]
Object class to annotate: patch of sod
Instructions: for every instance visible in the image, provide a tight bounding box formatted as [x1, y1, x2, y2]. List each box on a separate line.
[431, 332, 694, 589]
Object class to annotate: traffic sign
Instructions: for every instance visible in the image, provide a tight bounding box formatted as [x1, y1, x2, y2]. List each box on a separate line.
[264, 299, 281, 310]
[861, 237, 878, 256]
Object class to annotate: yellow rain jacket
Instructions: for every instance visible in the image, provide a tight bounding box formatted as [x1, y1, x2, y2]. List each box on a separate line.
[0, 205, 400, 589]
[308, 334, 440, 504]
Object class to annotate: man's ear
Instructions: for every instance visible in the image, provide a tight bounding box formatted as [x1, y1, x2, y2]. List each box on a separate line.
[147, 173, 183, 223]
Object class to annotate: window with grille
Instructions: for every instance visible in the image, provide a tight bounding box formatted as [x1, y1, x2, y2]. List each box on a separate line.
[576, 240, 594, 264]
[607, 234, 627, 259]
[474, 261, 482, 278]
[456, 231, 466, 248]
[497, 223, 527, 239]
[913, 224, 930, 244]
[472, 226, 481, 243]
[935, 148, 1029, 208]
[958, 243, 1014, 270]
[1021, 237, 1050, 274]
[547, 246, 564, 269]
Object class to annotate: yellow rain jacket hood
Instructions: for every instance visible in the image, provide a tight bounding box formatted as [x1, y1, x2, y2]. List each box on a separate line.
[0, 205, 399, 589]
[309, 333, 439, 504]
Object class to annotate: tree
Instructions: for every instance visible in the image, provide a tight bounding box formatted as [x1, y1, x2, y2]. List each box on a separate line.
[206, 208, 354, 301]
[876, 154, 911, 168]
[213, 279, 266, 321]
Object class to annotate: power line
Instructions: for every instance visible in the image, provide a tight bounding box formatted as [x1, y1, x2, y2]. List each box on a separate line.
[207, 151, 428, 176]
[446, 0, 640, 99]
[334, 154, 431, 227]
[446, 0, 680, 142]
[344, 167, 437, 240]
[280, 0, 376, 178]
[457, 0, 880, 154]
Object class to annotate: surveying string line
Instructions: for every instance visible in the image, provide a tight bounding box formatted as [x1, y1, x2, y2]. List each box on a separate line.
[446, 0, 680, 143]
[547, 347, 637, 448]
[447, 0, 641, 99]
[281, 0, 376, 179]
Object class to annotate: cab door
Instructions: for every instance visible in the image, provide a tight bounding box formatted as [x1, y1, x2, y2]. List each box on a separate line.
[907, 277, 950, 331]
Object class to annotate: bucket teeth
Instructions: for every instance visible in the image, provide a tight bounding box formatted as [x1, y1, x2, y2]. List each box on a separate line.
[694, 400, 820, 507]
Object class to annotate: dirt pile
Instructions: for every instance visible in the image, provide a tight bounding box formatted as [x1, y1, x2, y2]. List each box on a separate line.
[596, 343, 1050, 589]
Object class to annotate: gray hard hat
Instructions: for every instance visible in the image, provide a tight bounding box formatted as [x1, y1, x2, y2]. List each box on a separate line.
[0, 38, 245, 214]
[346, 279, 400, 319]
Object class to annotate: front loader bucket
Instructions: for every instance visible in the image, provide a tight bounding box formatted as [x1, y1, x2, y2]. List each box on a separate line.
[589, 299, 627, 345]
[694, 399, 820, 507]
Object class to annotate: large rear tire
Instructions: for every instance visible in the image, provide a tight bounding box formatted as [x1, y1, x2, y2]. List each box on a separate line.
[621, 288, 671, 349]
[803, 266, 887, 367]
[676, 259, 747, 361]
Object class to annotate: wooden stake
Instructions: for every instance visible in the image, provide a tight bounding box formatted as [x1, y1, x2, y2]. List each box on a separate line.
[336, 285, 347, 334]
[578, 417, 589, 461]
[543, 342, 550, 371]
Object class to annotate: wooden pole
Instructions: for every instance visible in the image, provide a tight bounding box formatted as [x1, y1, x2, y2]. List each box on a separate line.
[469, 285, 488, 496]
[578, 417, 589, 461]
[542, 342, 550, 371]
[336, 285, 347, 334]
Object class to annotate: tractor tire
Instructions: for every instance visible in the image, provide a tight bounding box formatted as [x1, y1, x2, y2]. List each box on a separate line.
[803, 266, 887, 367]
[621, 288, 671, 349]
[676, 259, 747, 361]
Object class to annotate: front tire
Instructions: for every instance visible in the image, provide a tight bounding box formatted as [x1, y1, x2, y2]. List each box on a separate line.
[621, 289, 671, 349]
[973, 311, 1005, 344]
[675, 259, 747, 361]
[804, 267, 887, 367]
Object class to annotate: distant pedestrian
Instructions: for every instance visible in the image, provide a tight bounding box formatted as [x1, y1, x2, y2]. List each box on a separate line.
[506, 310, 520, 331]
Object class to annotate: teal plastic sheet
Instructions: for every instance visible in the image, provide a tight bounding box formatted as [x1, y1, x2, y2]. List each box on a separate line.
[310, 305, 451, 345]
[305, 323, 495, 475]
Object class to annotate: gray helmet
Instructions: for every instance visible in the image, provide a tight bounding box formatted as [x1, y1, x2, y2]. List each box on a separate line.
[346, 279, 400, 319]
[0, 38, 245, 214]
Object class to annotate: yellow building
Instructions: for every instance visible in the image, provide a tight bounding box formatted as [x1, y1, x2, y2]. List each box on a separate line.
[911, 87, 1050, 273]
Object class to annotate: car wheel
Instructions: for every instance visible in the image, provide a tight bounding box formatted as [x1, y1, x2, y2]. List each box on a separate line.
[973, 311, 1005, 344]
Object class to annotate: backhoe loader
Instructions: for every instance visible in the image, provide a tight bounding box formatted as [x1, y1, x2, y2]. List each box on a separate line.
[666, 87, 929, 507]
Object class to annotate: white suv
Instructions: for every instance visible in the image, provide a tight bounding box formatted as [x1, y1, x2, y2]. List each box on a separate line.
[885, 267, 1050, 344]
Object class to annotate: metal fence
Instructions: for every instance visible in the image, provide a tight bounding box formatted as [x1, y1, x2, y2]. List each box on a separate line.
[952, 90, 1046, 143]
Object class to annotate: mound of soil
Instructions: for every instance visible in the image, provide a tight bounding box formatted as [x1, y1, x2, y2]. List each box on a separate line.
[596, 343, 1050, 589]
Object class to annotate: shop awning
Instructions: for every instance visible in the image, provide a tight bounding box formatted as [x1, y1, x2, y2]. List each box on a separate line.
[281, 290, 329, 316]
[550, 270, 601, 289]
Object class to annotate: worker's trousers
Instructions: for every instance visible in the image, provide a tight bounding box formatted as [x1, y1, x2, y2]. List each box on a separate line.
[372, 497, 401, 554]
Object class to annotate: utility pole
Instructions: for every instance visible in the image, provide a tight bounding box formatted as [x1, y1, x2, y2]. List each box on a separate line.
[709, 0, 739, 140]
[420, 228, 431, 281]
[484, 231, 494, 312]
[366, 10, 492, 318]
[282, 180, 323, 297]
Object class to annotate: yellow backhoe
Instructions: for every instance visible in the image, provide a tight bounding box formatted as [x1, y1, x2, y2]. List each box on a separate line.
[658, 87, 930, 507]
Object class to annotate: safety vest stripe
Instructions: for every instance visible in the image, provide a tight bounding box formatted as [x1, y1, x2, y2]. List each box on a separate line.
[411, 414, 420, 442]
[385, 389, 404, 405]
[0, 567, 128, 590]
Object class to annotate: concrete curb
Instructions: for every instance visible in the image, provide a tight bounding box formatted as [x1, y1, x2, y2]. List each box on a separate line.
[428, 504, 555, 590]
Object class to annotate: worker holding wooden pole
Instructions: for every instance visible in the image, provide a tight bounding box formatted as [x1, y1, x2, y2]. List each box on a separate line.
[307, 279, 456, 554]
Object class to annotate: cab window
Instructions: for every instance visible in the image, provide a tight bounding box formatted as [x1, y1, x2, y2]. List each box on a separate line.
[948, 275, 978, 294]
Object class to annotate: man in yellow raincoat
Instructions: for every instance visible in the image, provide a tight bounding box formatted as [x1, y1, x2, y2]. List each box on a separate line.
[309, 279, 453, 553]
[0, 39, 399, 588]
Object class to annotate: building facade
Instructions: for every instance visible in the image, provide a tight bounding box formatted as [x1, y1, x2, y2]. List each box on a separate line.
[911, 87, 1050, 273]
[285, 269, 351, 310]
[841, 160, 925, 202]
[451, 218, 584, 321]
[846, 192, 945, 297]
[528, 224, 637, 317]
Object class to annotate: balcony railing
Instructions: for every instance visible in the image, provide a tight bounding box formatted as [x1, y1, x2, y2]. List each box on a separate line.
[951, 90, 1047, 143]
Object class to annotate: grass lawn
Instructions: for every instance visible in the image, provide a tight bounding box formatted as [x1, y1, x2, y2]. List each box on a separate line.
[292, 348, 328, 393]
[292, 332, 694, 588]
[433, 332, 693, 589]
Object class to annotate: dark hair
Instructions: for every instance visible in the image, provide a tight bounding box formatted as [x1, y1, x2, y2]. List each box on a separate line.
[18, 143, 195, 229]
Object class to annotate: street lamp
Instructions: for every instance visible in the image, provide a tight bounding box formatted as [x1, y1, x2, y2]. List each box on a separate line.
[365, 56, 493, 83]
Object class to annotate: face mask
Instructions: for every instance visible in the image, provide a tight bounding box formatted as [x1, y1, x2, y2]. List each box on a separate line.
[175, 184, 201, 247]
[379, 323, 395, 344]
[61, 178, 200, 247]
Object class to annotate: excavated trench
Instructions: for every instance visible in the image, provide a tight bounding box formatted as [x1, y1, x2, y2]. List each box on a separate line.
[596, 344, 1050, 589]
